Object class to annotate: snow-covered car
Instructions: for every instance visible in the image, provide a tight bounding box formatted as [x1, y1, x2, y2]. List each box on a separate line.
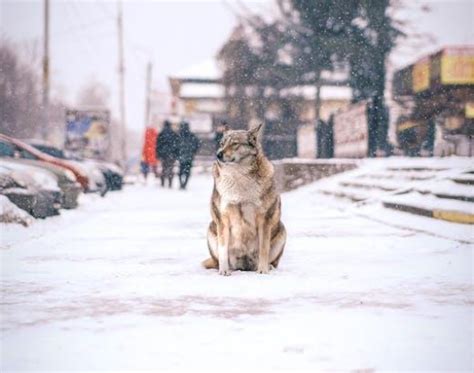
[0, 194, 33, 226]
[67, 159, 108, 196]
[0, 134, 90, 191]
[84, 159, 123, 191]
[28, 141, 123, 191]
[1, 158, 82, 209]
[0, 162, 62, 218]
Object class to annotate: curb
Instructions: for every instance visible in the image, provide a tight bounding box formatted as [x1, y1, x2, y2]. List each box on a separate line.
[432, 209, 474, 224]
[383, 202, 474, 225]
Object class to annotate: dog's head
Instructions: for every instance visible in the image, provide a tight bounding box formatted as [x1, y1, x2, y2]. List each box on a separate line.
[216, 124, 263, 165]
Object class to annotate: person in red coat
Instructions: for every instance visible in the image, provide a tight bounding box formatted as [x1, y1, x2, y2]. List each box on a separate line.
[141, 126, 159, 180]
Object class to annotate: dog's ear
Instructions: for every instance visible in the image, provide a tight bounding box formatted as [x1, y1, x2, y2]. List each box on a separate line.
[249, 123, 263, 144]
[223, 124, 230, 133]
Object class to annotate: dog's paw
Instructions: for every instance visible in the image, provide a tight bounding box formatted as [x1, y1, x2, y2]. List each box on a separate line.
[219, 268, 232, 276]
[257, 265, 270, 274]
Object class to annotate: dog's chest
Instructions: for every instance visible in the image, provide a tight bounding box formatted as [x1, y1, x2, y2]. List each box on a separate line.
[216, 171, 262, 209]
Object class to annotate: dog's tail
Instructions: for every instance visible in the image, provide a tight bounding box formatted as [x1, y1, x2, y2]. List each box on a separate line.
[202, 257, 218, 269]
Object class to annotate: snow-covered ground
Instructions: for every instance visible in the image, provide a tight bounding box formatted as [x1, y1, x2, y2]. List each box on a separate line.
[1, 175, 473, 371]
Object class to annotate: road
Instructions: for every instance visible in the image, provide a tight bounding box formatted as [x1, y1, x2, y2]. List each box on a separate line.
[1, 175, 472, 371]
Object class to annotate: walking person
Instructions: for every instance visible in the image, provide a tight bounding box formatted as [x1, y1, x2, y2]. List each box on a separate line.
[156, 120, 179, 188]
[177, 121, 200, 190]
[140, 126, 159, 182]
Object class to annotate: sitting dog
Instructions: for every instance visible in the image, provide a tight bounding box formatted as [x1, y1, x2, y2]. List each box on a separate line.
[202, 124, 286, 275]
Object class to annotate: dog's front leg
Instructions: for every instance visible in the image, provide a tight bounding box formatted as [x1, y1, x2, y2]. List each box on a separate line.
[217, 216, 231, 276]
[257, 216, 271, 274]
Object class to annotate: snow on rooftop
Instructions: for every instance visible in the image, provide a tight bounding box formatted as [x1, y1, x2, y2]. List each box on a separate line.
[282, 85, 352, 100]
[179, 82, 351, 100]
[179, 83, 225, 99]
[172, 59, 221, 80]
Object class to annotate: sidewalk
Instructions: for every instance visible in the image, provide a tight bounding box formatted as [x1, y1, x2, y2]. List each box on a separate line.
[1, 175, 472, 371]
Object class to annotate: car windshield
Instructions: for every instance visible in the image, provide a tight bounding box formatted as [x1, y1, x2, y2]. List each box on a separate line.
[19, 149, 38, 160]
[33, 145, 65, 159]
[0, 141, 15, 157]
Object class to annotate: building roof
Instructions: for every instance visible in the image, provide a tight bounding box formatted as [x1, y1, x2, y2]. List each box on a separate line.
[171, 59, 221, 81]
[179, 83, 224, 99]
[178, 82, 351, 101]
[171, 59, 352, 101]
[282, 86, 352, 100]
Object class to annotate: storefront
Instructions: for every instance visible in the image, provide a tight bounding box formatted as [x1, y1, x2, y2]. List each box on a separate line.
[393, 47, 474, 156]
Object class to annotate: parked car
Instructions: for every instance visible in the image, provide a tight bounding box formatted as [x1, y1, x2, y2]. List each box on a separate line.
[66, 158, 108, 196]
[1, 158, 82, 209]
[0, 134, 90, 192]
[28, 141, 124, 191]
[0, 170, 36, 217]
[0, 162, 62, 218]
[0, 194, 33, 226]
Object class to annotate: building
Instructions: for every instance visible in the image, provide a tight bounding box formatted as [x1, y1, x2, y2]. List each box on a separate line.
[168, 60, 225, 155]
[393, 46, 474, 156]
[169, 59, 352, 159]
[288, 82, 352, 158]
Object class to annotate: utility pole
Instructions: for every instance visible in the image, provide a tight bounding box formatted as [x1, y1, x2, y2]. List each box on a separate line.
[144, 62, 152, 128]
[117, 0, 127, 163]
[314, 71, 322, 158]
[41, 0, 50, 140]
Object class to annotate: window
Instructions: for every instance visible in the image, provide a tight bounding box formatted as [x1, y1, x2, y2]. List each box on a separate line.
[0, 141, 15, 157]
[19, 149, 38, 160]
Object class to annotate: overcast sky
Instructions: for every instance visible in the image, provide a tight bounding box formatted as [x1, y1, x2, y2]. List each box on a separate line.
[1, 0, 473, 132]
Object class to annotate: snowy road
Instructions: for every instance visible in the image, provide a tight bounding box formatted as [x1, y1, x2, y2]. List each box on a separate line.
[1, 175, 473, 371]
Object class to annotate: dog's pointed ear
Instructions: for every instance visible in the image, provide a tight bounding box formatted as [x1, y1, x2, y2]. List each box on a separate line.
[249, 123, 263, 143]
[223, 124, 230, 133]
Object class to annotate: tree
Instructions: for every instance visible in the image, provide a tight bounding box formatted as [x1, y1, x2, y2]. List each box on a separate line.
[0, 40, 70, 142]
[0, 41, 42, 138]
[280, 0, 401, 153]
[219, 0, 402, 155]
[218, 25, 259, 129]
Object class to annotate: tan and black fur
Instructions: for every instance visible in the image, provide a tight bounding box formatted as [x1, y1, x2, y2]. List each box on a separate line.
[202, 124, 286, 275]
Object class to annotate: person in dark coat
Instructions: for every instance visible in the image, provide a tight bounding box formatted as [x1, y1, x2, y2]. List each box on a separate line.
[177, 121, 200, 190]
[156, 120, 179, 188]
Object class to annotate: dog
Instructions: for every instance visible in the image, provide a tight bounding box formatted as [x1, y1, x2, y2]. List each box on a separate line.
[202, 124, 286, 275]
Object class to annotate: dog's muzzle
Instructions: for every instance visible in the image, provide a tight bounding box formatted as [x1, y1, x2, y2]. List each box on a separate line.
[216, 151, 224, 161]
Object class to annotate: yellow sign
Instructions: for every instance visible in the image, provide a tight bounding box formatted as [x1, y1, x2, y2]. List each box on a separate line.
[441, 55, 474, 85]
[412, 59, 430, 92]
[466, 102, 474, 118]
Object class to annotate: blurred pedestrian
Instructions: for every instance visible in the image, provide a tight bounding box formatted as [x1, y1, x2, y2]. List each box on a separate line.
[140, 126, 158, 181]
[177, 121, 200, 190]
[214, 121, 228, 150]
[156, 120, 179, 188]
